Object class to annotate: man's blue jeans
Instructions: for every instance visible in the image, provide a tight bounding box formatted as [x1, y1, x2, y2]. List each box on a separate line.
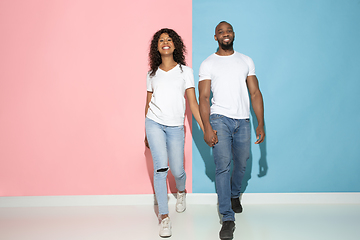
[145, 118, 186, 215]
[210, 114, 251, 221]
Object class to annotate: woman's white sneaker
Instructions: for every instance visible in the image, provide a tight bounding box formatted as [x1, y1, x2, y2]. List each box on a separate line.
[159, 217, 172, 238]
[176, 192, 186, 213]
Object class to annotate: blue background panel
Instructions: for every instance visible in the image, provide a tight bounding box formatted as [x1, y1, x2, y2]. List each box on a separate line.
[192, 0, 360, 193]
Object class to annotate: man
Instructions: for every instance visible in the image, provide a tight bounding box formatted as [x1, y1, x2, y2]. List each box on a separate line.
[198, 21, 265, 240]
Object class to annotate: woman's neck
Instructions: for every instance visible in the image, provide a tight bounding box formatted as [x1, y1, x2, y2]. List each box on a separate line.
[159, 56, 178, 71]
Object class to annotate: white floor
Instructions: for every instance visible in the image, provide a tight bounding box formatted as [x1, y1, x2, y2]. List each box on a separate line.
[1, 202, 360, 240]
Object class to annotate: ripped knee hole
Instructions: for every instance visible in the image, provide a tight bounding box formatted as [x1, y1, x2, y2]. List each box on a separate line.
[156, 167, 169, 173]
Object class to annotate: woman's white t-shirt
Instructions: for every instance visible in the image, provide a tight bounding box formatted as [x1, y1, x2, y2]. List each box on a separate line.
[146, 64, 195, 126]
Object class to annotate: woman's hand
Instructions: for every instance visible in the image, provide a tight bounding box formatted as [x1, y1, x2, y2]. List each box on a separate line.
[144, 136, 150, 149]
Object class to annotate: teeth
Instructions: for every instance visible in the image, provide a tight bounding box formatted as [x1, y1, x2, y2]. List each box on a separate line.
[163, 47, 170, 49]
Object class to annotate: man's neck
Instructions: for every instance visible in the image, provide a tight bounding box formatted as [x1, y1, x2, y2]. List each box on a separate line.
[216, 47, 235, 56]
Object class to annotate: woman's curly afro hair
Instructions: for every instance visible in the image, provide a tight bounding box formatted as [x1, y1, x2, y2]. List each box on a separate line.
[149, 28, 186, 77]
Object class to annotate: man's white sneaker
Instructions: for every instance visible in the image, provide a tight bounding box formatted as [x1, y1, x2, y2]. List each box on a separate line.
[176, 192, 186, 213]
[159, 217, 172, 238]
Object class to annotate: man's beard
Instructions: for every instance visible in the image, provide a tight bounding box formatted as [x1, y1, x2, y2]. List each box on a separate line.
[219, 41, 233, 50]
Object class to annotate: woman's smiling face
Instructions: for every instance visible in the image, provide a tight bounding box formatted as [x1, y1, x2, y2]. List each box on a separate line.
[158, 33, 175, 56]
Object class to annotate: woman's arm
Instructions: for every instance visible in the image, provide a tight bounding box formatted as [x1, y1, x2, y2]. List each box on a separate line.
[145, 91, 153, 116]
[144, 91, 153, 148]
[186, 88, 204, 132]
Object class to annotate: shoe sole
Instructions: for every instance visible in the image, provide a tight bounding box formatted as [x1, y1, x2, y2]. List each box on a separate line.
[176, 207, 186, 213]
[232, 209, 242, 213]
[220, 226, 235, 240]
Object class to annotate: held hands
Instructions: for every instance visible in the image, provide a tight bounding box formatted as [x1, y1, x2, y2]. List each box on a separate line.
[204, 129, 218, 147]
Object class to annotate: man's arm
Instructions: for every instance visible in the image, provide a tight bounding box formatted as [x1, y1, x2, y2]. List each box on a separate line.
[246, 75, 265, 144]
[199, 80, 218, 147]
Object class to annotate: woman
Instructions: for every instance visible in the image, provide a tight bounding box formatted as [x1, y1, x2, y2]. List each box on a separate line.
[144, 28, 214, 238]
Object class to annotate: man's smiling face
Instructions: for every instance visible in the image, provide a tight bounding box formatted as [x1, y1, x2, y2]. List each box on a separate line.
[214, 22, 235, 50]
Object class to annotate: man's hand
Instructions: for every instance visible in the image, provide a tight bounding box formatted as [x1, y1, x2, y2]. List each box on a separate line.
[204, 129, 218, 147]
[255, 125, 265, 144]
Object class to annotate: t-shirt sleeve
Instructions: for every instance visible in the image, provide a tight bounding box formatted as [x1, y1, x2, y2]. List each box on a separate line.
[146, 72, 153, 92]
[247, 57, 256, 76]
[184, 68, 195, 89]
[199, 60, 211, 81]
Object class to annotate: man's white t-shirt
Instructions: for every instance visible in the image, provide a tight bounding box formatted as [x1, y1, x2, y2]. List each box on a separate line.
[199, 51, 256, 119]
[146, 64, 195, 126]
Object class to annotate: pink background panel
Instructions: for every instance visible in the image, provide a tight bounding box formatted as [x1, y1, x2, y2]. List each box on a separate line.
[0, 0, 193, 196]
